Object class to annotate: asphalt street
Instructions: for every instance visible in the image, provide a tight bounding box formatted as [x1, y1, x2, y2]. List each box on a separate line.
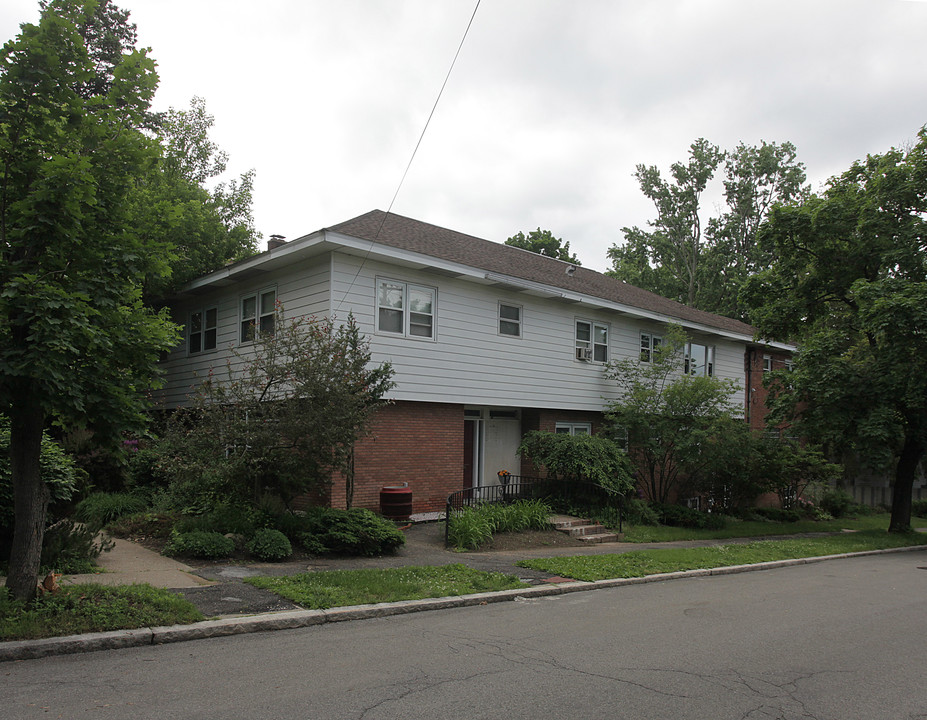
[3, 549, 927, 720]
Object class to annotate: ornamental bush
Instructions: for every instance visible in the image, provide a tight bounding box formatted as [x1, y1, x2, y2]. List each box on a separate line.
[281, 508, 405, 557]
[247, 528, 292, 562]
[73, 492, 149, 531]
[164, 530, 234, 560]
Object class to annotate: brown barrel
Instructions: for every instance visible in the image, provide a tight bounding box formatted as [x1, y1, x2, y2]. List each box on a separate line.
[379, 485, 413, 520]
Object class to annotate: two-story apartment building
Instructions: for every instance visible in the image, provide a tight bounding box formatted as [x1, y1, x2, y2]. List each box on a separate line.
[160, 210, 793, 513]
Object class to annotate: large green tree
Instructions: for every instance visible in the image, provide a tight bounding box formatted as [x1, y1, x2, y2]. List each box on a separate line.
[742, 128, 927, 532]
[603, 324, 740, 503]
[505, 228, 581, 265]
[139, 96, 259, 297]
[0, 0, 177, 599]
[609, 139, 806, 319]
[608, 138, 724, 308]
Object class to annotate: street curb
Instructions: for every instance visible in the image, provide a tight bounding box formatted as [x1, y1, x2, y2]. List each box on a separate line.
[3, 544, 925, 662]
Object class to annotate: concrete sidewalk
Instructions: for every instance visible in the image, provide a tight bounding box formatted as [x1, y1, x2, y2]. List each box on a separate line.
[61, 537, 215, 589]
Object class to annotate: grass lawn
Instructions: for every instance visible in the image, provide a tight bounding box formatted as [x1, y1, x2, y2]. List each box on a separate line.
[245, 563, 529, 609]
[622, 513, 912, 543]
[0, 583, 205, 642]
[517, 530, 927, 582]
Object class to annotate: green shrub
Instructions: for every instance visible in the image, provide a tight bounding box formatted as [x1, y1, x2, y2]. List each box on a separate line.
[286, 508, 405, 557]
[164, 530, 234, 560]
[653, 502, 727, 530]
[819, 489, 856, 519]
[0, 419, 82, 556]
[752, 507, 801, 523]
[105, 512, 177, 540]
[247, 528, 292, 561]
[913, 499, 927, 518]
[623, 498, 660, 526]
[73, 492, 149, 531]
[447, 500, 553, 550]
[40, 518, 113, 574]
[174, 503, 258, 536]
[447, 508, 494, 551]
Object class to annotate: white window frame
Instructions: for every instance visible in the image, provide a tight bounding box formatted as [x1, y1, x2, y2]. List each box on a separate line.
[575, 319, 608, 362]
[762, 355, 772, 373]
[376, 278, 436, 340]
[240, 287, 276, 344]
[188, 306, 218, 355]
[554, 422, 592, 435]
[684, 342, 714, 377]
[640, 331, 663, 363]
[498, 302, 522, 338]
[555, 422, 592, 436]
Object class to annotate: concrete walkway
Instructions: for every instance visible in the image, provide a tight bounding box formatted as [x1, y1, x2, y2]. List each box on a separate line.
[62, 538, 214, 589]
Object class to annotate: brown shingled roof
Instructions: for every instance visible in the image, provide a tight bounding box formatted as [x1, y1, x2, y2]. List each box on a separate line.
[329, 210, 757, 338]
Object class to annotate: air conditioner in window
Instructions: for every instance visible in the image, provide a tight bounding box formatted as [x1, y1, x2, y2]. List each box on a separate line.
[576, 347, 593, 361]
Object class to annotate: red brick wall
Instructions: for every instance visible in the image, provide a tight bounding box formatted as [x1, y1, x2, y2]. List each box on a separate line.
[330, 400, 464, 514]
[745, 348, 793, 432]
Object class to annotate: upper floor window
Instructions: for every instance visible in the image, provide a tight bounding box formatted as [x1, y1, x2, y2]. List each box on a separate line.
[555, 422, 592, 436]
[762, 355, 772, 372]
[576, 320, 608, 362]
[241, 288, 276, 343]
[377, 279, 435, 339]
[684, 342, 714, 377]
[189, 307, 218, 354]
[499, 303, 522, 337]
[640, 331, 662, 362]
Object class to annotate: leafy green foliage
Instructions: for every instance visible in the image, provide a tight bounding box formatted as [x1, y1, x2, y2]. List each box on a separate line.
[504, 228, 581, 264]
[0, 0, 178, 600]
[652, 503, 726, 530]
[517, 431, 633, 494]
[173, 503, 259, 537]
[818, 489, 859, 519]
[245, 564, 528, 610]
[279, 508, 405, 557]
[912, 500, 927, 518]
[159, 307, 394, 507]
[73, 492, 149, 531]
[0, 418, 81, 534]
[105, 511, 176, 540]
[621, 498, 660, 526]
[447, 500, 553, 551]
[608, 139, 806, 318]
[139, 96, 259, 298]
[743, 127, 927, 532]
[517, 530, 927, 582]
[604, 324, 740, 503]
[0, 583, 204, 641]
[39, 518, 113, 574]
[246, 528, 292, 562]
[163, 530, 234, 560]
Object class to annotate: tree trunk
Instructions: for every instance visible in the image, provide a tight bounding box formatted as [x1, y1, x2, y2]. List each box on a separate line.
[888, 432, 925, 534]
[6, 391, 48, 601]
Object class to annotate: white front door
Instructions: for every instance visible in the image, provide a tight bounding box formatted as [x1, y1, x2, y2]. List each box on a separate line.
[482, 413, 522, 487]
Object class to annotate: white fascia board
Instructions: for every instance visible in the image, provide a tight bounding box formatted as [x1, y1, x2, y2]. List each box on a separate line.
[178, 229, 329, 294]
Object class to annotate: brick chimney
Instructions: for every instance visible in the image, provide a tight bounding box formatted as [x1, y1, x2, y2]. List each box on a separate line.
[268, 234, 286, 250]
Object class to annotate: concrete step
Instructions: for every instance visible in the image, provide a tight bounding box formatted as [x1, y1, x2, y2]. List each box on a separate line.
[550, 515, 621, 543]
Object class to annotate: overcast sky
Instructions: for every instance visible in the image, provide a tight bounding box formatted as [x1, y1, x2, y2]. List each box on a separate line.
[2, 0, 926, 271]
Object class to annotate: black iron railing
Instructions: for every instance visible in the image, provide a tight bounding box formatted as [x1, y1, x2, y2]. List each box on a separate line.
[445, 475, 625, 546]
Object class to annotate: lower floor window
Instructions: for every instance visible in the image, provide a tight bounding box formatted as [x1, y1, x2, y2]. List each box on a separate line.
[555, 422, 592, 436]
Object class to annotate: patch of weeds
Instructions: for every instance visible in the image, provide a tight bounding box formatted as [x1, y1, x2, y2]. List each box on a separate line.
[0, 584, 204, 641]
